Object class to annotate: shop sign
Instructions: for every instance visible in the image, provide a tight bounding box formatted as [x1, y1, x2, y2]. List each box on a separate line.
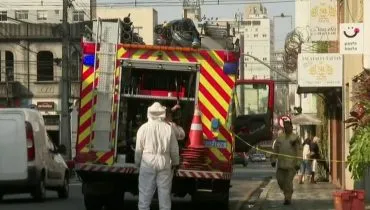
[37, 102, 55, 111]
[298, 53, 343, 87]
[310, 0, 338, 41]
[340, 23, 364, 54]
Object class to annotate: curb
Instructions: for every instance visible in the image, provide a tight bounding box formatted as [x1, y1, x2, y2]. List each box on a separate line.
[249, 179, 275, 210]
[236, 176, 272, 210]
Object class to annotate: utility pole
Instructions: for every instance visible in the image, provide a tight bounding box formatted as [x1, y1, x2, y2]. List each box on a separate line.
[5, 69, 10, 107]
[61, 0, 71, 160]
[239, 34, 245, 115]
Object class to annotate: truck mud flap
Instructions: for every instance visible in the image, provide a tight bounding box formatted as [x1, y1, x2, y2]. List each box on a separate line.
[75, 163, 138, 174]
[176, 169, 231, 180]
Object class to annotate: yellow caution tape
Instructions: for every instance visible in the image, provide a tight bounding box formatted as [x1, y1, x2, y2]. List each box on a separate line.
[233, 132, 347, 163]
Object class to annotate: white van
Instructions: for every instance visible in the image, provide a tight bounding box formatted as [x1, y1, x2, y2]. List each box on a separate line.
[0, 108, 69, 201]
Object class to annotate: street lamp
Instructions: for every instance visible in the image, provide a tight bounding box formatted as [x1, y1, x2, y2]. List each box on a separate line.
[242, 53, 295, 83]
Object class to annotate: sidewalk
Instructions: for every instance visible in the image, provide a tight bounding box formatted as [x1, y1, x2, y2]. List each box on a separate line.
[257, 178, 370, 210]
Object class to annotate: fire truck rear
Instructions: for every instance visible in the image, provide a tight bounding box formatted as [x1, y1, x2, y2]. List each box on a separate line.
[74, 19, 274, 210]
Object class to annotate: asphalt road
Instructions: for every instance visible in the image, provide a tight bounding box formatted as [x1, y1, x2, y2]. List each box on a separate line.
[0, 162, 274, 210]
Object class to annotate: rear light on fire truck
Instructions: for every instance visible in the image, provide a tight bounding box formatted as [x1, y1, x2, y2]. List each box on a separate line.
[223, 51, 239, 75]
[82, 42, 99, 67]
[25, 121, 35, 161]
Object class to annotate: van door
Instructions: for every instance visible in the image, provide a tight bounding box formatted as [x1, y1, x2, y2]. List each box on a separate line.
[45, 137, 60, 186]
[0, 112, 28, 181]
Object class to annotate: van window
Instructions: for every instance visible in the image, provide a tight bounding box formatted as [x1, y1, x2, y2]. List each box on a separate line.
[46, 135, 55, 151]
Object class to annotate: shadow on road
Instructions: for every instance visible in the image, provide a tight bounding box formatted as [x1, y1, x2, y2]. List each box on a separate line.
[0, 197, 59, 205]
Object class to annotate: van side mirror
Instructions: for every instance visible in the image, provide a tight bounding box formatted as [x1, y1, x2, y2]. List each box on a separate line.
[57, 145, 67, 155]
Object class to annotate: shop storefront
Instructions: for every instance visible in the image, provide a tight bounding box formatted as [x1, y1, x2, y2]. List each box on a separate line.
[33, 99, 61, 146]
[297, 53, 344, 186]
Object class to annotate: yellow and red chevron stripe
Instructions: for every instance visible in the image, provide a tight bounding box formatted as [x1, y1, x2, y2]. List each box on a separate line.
[76, 59, 120, 165]
[117, 45, 236, 172]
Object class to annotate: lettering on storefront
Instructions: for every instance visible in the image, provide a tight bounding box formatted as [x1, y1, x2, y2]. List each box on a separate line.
[37, 102, 55, 111]
[36, 85, 57, 96]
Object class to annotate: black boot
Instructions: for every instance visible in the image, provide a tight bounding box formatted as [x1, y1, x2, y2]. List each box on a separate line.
[284, 200, 291, 205]
[311, 172, 317, 184]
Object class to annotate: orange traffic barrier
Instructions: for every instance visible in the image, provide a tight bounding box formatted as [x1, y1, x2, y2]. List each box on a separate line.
[188, 105, 204, 148]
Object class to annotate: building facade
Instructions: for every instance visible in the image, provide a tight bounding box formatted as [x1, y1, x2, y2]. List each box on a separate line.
[0, 0, 95, 23]
[243, 4, 273, 79]
[0, 22, 86, 145]
[96, 7, 158, 45]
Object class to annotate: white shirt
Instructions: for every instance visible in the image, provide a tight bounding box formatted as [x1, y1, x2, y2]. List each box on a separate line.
[302, 144, 310, 160]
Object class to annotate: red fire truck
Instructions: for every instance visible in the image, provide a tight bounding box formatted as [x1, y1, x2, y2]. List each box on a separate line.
[74, 19, 274, 210]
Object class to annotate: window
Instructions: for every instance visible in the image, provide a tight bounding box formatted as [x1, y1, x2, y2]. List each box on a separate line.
[262, 34, 267, 38]
[263, 57, 267, 61]
[37, 51, 54, 81]
[252, 21, 260, 26]
[37, 10, 47, 20]
[73, 11, 84, 22]
[0, 11, 7, 21]
[55, 10, 60, 15]
[254, 34, 258, 38]
[70, 51, 80, 81]
[255, 28, 258, 32]
[246, 21, 251, 25]
[236, 83, 270, 115]
[15, 10, 28, 20]
[5, 51, 14, 81]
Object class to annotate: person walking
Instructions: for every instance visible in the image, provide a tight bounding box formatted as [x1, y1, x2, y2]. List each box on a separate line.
[271, 129, 284, 171]
[310, 136, 320, 184]
[135, 102, 180, 210]
[271, 118, 302, 205]
[298, 138, 312, 184]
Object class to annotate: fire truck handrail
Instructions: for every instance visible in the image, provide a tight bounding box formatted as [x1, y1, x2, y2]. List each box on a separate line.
[118, 43, 200, 52]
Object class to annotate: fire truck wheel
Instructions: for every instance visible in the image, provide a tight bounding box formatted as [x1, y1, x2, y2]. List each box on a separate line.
[105, 191, 125, 210]
[84, 195, 104, 210]
[219, 192, 230, 210]
[192, 192, 229, 209]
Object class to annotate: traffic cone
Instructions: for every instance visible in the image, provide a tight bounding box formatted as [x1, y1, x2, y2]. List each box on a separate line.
[188, 105, 204, 148]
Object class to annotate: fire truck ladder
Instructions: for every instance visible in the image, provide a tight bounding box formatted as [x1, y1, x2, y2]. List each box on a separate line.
[89, 19, 120, 152]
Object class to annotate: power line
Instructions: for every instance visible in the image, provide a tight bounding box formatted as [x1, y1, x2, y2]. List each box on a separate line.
[1, 0, 296, 7]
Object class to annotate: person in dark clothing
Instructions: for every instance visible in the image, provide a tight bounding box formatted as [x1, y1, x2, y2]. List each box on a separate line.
[310, 136, 320, 184]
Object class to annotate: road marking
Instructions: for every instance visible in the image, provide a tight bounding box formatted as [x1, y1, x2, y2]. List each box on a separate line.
[70, 183, 82, 186]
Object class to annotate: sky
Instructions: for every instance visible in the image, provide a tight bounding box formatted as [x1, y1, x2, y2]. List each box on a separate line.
[97, 1, 295, 50]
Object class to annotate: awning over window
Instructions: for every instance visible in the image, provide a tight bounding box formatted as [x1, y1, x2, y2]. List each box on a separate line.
[291, 113, 322, 125]
[297, 86, 342, 94]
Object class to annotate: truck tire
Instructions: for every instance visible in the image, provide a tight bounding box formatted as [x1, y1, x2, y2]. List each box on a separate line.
[219, 192, 229, 210]
[32, 174, 46, 202]
[84, 195, 104, 210]
[57, 175, 69, 199]
[105, 192, 125, 210]
[192, 191, 229, 210]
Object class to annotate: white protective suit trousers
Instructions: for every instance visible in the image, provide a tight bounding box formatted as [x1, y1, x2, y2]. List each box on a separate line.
[138, 166, 173, 210]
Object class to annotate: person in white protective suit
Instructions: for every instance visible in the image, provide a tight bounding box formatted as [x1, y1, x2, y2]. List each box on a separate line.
[135, 102, 180, 210]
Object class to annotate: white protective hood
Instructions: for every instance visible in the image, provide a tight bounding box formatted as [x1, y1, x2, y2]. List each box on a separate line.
[147, 102, 166, 121]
